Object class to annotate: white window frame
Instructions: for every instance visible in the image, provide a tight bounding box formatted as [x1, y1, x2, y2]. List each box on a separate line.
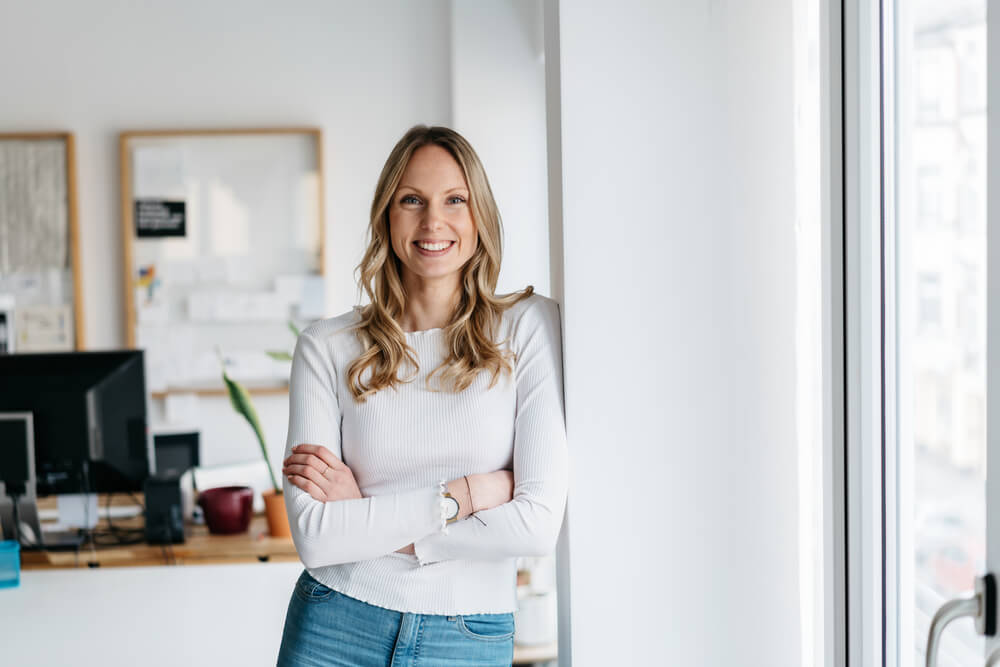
[987, 0, 1000, 660]
[823, 0, 851, 665]
[844, 0, 893, 665]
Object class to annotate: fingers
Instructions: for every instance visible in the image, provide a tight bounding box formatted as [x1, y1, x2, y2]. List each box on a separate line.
[286, 474, 327, 502]
[283, 463, 329, 489]
[282, 453, 330, 475]
[288, 444, 347, 472]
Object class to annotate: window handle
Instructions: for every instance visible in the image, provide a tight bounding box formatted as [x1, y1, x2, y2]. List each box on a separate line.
[925, 573, 996, 667]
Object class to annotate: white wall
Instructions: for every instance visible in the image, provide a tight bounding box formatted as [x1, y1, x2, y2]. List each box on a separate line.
[450, 0, 550, 298]
[552, 1, 823, 664]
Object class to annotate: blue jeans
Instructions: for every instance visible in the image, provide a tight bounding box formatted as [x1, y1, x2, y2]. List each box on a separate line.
[277, 569, 515, 666]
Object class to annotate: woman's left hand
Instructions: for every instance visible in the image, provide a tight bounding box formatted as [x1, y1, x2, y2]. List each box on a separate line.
[282, 444, 363, 502]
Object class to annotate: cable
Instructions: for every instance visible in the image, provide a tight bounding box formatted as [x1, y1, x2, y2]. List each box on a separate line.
[89, 491, 145, 547]
[87, 490, 177, 564]
[125, 490, 145, 511]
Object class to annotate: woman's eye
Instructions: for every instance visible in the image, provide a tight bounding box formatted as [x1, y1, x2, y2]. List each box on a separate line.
[401, 195, 420, 205]
[448, 196, 466, 204]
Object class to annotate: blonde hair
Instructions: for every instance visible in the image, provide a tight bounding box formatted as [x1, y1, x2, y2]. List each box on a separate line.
[346, 125, 534, 403]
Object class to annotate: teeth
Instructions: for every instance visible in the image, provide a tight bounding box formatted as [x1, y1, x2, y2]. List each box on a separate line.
[417, 241, 453, 251]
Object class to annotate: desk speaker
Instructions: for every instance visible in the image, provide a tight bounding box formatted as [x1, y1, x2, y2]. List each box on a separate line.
[144, 477, 185, 544]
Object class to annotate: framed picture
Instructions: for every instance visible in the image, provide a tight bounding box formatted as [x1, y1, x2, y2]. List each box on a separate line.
[0, 132, 84, 351]
[119, 127, 326, 396]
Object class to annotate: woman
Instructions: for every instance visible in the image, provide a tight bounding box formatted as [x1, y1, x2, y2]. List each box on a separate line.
[275, 125, 568, 666]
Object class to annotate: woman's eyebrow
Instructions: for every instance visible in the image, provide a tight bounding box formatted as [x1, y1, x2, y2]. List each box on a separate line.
[397, 185, 469, 194]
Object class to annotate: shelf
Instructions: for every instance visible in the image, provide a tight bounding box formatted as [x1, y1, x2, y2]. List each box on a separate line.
[151, 384, 289, 399]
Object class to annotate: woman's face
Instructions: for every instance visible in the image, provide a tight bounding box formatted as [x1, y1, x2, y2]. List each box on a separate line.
[388, 144, 478, 289]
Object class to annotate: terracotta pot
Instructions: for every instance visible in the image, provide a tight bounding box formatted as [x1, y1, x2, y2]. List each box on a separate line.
[262, 488, 291, 538]
[197, 486, 253, 535]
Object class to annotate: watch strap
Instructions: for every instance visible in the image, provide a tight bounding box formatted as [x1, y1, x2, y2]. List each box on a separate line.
[443, 491, 460, 523]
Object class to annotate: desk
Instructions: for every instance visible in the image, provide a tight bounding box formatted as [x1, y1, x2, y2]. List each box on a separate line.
[21, 514, 297, 569]
[18, 495, 558, 664]
[19, 492, 295, 569]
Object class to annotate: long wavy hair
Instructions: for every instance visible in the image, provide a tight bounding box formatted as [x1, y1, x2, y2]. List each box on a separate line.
[346, 125, 534, 403]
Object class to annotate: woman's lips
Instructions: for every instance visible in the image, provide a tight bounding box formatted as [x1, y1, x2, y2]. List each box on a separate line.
[414, 241, 456, 257]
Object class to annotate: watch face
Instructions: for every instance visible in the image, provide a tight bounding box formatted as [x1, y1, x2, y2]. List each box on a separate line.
[445, 495, 459, 519]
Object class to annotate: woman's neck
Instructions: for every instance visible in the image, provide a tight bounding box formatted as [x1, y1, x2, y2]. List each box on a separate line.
[398, 276, 461, 332]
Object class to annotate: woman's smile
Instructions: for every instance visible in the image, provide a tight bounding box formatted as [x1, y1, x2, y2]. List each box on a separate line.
[413, 240, 456, 256]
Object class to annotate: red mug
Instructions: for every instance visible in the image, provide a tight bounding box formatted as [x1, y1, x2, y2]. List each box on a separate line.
[197, 486, 254, 535]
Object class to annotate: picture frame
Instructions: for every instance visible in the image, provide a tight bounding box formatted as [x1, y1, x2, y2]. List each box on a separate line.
[119, 127, 326, 397]
[0, 132, 85, 351]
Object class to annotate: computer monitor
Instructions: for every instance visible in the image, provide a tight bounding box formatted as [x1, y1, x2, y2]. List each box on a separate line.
[0, 350, 151, 496]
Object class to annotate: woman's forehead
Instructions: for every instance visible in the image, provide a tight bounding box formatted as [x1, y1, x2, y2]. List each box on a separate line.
[399, 145, 467, 186]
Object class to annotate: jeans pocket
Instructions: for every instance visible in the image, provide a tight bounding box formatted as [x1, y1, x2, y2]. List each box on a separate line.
[293, 570, 335, 603]
[456, 613, 515, 642]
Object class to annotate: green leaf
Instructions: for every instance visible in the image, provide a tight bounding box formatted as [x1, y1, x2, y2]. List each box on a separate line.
[217, 349, 280, 493]
[266, 350, 293, 362]
[287, 320, 302, 338]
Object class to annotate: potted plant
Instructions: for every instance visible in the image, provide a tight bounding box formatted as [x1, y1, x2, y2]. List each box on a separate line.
[217, 321, 301, 538]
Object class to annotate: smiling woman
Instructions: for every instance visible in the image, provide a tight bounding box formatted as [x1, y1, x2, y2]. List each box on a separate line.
[275, 125, 568, 667]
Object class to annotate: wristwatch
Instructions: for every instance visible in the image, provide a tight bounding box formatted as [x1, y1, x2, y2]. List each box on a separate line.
[442, 492, 460, 524]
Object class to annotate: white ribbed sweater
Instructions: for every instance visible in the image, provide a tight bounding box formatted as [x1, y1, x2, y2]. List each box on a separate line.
[283, 293, 569, 615]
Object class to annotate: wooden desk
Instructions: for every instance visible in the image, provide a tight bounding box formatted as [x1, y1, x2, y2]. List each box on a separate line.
[21, 513, 298, 569]
[19, 492, 294, 569]
[20, 495, 558, 665]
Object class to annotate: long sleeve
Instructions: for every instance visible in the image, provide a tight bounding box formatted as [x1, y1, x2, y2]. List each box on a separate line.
[284, 330, 449, 569]
[412, 297, 569, 565]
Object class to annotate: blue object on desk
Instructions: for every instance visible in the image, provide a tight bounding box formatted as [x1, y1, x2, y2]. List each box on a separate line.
[0, 540, 20, 589]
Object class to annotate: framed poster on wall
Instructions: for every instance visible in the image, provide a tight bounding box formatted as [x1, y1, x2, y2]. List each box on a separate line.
[0, 132, 84, 352]
[119, 128, 326, 397]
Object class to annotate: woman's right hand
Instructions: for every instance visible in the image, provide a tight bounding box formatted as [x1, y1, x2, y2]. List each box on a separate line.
[282, 444, 363, 503]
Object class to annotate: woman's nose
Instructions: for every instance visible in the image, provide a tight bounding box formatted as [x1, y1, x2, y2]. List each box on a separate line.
[421, 203, 447, 229]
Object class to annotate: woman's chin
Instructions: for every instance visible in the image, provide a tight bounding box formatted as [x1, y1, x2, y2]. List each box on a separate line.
[402, 266, 462, 284]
